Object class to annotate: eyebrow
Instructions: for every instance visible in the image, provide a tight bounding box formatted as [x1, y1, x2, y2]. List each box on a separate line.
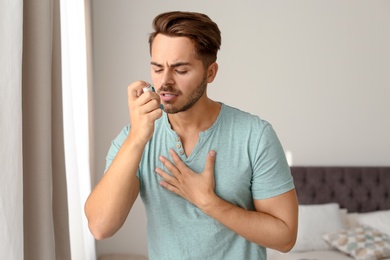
[150, 61, 191, 68]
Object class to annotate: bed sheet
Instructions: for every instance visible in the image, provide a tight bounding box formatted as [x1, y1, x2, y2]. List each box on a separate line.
[268, 250, 353, 260]
[268, 249, 390, 260]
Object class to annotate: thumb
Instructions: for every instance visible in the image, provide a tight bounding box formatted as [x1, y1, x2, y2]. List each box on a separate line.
[204, 150, 216, 174]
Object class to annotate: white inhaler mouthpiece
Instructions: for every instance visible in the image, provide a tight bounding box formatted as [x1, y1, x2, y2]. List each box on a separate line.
[142, 85, 155, 93]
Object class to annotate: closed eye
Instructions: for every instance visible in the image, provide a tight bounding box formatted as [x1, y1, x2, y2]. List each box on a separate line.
[154, 69, 163, 73]
[176, 70, 187, 75]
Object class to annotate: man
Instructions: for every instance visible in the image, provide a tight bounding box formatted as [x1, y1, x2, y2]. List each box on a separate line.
[85, 11, 298, 259]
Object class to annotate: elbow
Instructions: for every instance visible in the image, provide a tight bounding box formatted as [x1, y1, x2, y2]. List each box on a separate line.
[276, 231, 297, 253]
[277, 238, 297, 253]
[89, 227, 109, 241]
[87, 219, 115, 240]
[85, 204, 115, 240]
[268, 226, 297, 253]
[89, 225, 104, 240]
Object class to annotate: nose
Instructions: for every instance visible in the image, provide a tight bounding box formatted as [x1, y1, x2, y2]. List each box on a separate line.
[160, 70, 174, 86]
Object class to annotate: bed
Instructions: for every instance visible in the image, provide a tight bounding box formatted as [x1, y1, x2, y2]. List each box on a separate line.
[268, 166, 390, 260]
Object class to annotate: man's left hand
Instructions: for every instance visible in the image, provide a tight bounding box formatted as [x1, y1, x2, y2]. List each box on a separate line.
[156, 149, 217, 208]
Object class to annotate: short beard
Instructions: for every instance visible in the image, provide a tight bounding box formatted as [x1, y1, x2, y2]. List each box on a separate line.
[163, 75, 208, 114]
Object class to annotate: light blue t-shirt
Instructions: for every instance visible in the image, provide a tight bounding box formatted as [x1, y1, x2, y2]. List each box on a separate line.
[105, 103, 294, 260]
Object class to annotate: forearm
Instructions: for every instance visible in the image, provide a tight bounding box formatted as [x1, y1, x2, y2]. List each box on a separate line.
[85, 135, 144, 239]
[200, 193, 298, 252]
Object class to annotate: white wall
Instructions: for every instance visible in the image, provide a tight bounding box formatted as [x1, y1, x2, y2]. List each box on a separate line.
[0, 0, 23, 259]
[90, 1, 390, 257]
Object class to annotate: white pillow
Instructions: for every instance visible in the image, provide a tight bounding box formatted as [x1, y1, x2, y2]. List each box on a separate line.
[356, 210, 390, 236]
[345, 212, 360, 228]
[339, 208, 348, 227]
[291, 203, 345, 252]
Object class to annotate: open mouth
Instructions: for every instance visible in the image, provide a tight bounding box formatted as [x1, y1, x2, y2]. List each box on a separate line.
[160, 92, 178, 102]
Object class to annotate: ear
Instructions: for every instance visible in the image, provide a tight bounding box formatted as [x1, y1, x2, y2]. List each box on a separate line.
[206, 62, 218, 83]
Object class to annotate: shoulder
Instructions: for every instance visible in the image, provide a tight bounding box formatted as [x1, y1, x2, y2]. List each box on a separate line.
[220, 104, 271, 132]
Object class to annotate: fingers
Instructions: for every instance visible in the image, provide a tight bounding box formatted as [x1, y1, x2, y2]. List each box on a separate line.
[128, 81, 162, 121]
[155, 157, 182, 195]
[204, 150, 216, 175]
[159, 150, 216, 177]
[156, 168, 178, 188]
[127, 81, 149, 101]
[169, 150, 187, 173]
[157, 152, 184, 193]
[158, 153, 181, 178]
[128, 81, 161, 110]
[138, 98, 162, 116]
[127, 81, 162, 144]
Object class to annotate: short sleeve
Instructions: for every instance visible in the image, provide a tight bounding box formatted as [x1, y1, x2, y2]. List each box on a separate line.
[104, 125, 130, 173]
[251, 124, 294, 199]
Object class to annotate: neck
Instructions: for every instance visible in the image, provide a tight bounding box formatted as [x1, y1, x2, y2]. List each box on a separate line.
[167, 97, 221, 134]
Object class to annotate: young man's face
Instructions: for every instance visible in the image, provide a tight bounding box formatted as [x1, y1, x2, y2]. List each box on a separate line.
[150, 34, 212, 114]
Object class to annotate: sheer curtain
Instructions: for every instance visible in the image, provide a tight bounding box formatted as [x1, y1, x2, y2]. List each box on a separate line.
[60, 0, 96, 259]
[0, 0, 23, 259]
[0, 0, 95, 259]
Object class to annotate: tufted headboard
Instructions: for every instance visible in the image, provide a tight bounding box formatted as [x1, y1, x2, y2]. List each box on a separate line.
[290, 167, 390, 213]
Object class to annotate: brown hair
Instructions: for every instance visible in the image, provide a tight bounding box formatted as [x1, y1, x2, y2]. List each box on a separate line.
[149, 11, 221, 67]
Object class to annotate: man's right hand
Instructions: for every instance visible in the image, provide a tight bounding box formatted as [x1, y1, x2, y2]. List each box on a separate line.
[85, 80, 162, 240]
[127, 81, 163, 145]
